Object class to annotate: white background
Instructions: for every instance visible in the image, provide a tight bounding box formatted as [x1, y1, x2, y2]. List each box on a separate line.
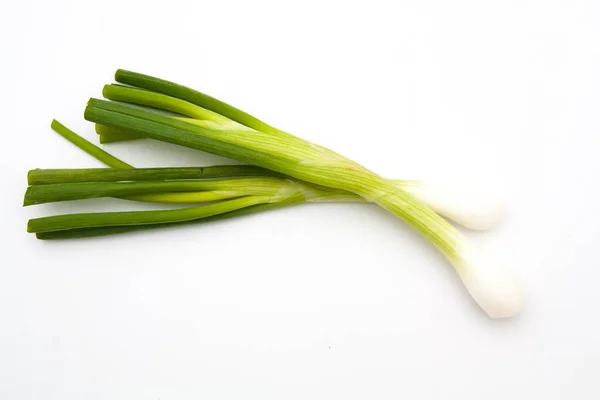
[1, 0, 599, 398]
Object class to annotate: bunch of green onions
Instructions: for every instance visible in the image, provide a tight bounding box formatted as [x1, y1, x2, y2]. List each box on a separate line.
[25, 70, 523, 318]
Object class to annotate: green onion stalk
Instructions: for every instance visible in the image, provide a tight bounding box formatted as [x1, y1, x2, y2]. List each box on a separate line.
[67, 70, 523, 318]
[28, 165, 502, 230]
[29, 121, 503, 230]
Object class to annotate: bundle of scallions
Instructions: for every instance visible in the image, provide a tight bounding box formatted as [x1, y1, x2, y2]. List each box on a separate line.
[25, 70, 523, 318]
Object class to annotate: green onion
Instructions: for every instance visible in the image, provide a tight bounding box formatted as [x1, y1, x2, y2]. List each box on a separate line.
[34, 198, 300, 240]
[95, 86, 505, 231]
[27, 165, 282, 185]
[79, 71, 522, 318]
[47, 119, 504, 232]
[23, 177, 295, 205]
[28, 195, 276, 233]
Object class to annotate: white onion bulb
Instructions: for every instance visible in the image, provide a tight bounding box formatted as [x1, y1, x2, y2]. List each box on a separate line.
[398, 181, 504, 231]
